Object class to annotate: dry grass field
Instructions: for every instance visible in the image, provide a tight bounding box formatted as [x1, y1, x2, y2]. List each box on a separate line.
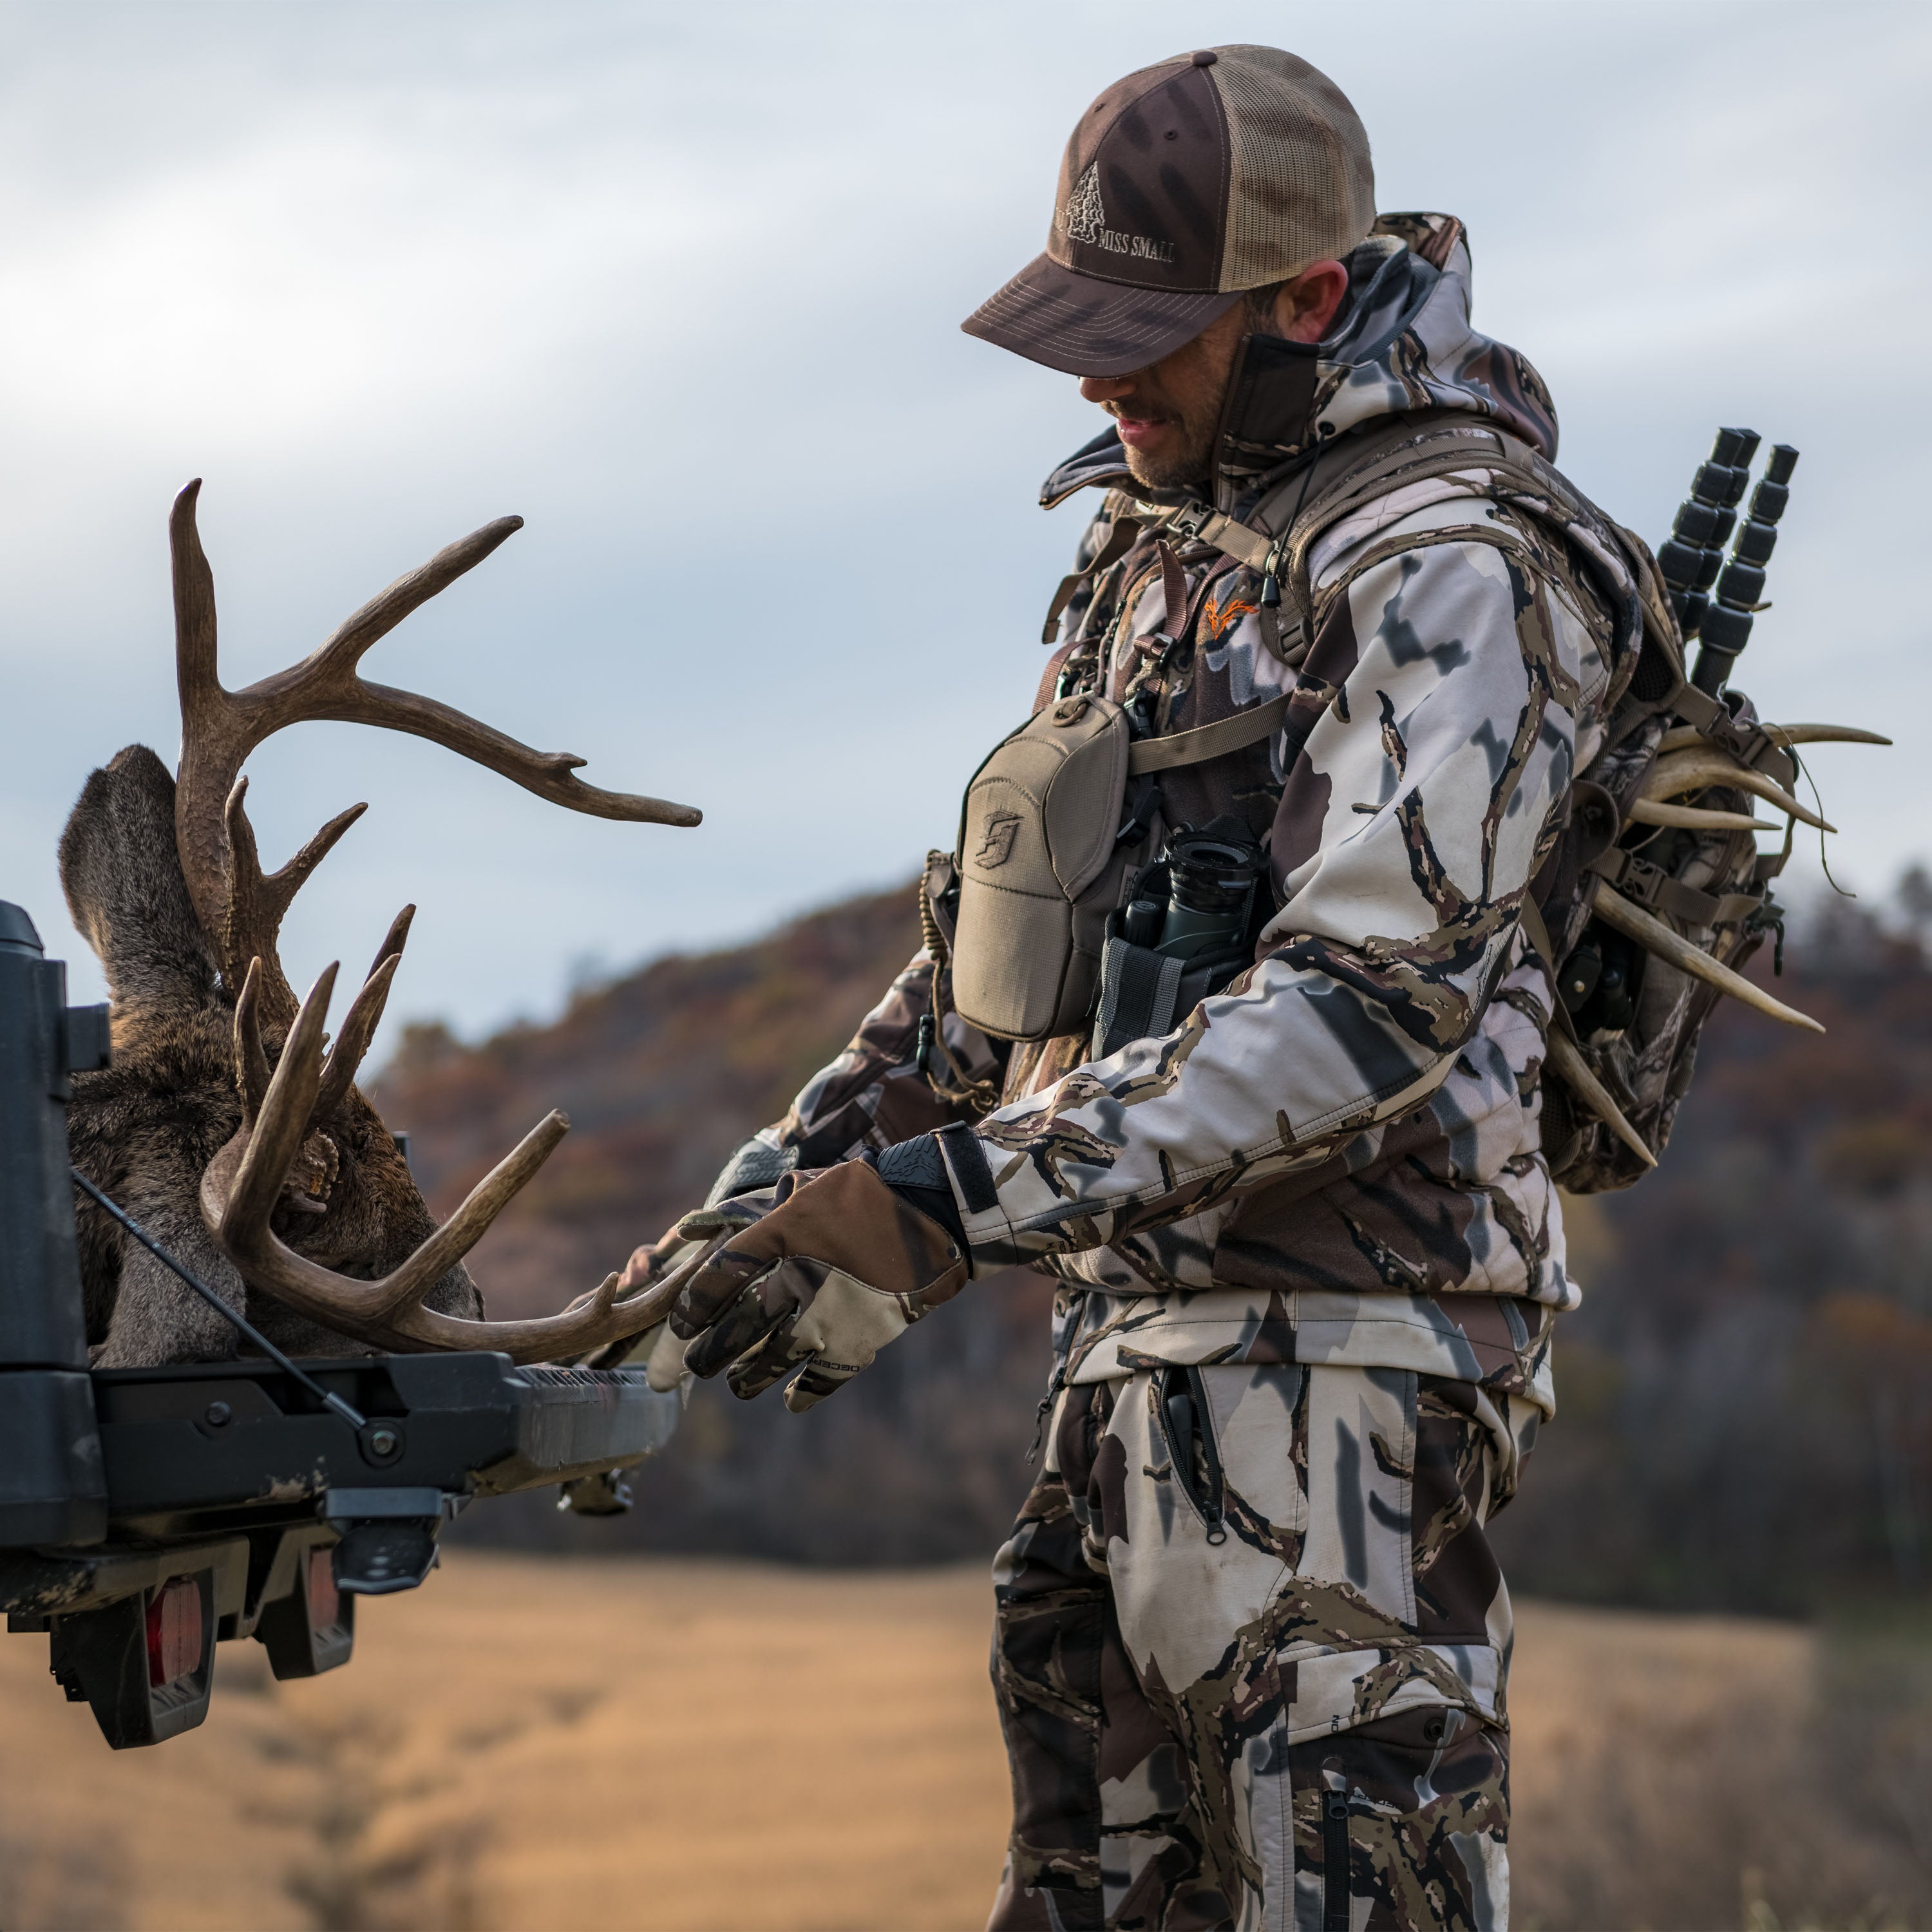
[0, 1552, 1923, 1932]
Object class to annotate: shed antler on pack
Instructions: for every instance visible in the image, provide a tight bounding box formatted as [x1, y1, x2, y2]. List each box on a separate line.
[169, 480, 697, 1361]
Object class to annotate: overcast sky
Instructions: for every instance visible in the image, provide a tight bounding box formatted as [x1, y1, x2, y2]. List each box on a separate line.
[2, 0, 1927, 1044]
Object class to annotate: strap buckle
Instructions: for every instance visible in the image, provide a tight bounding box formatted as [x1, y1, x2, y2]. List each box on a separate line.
[1607, 851, 1668, 909]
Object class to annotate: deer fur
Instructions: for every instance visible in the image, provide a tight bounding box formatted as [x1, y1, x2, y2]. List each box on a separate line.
[62, 745, 481, 1367]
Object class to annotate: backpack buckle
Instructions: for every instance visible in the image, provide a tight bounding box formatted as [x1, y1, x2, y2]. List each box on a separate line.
[1611, 851, 1669, 908]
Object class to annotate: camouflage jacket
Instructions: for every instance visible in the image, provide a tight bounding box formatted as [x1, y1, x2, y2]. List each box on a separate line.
[756, 215, 1650, 1416]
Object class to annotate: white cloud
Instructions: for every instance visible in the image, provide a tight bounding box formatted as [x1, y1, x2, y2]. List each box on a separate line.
[1, 0, 1927, 1046]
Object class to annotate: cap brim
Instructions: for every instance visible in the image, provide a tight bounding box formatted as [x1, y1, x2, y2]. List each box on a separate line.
[961, 253, 1243, 378]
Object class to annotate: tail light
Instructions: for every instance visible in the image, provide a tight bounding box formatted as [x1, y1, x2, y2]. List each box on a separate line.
[255, 1536, 355, 1680]
[145, 1577, 203, 1689]
[50, 1567, 218, 1746]
[305, 1546, 339, 1630]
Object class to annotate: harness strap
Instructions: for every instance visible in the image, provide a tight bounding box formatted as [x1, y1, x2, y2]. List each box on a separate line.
[1517, 895, 1560, 984]
[1039, 511, 1145, 645]
[1121, 413, 1565, 638]
[1127, 692, 1292, 775]
[1587, 847, 1763, 929]
[1146, 500, 1275, 572]
[1667, 683, 1799, 788]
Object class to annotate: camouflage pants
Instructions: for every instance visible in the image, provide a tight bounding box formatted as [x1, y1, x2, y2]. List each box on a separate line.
[987, 1358, 1528, 1931]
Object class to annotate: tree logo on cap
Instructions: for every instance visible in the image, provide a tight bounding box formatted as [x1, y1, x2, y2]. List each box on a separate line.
[1059, 164, 1175, 265]
[1062, 164, 1106, 247]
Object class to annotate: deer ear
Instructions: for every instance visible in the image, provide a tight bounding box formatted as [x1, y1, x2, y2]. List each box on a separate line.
[60, 744, 216, 1014]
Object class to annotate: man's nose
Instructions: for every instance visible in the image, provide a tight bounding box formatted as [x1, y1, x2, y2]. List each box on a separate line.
[1079, 371, 1139, 404]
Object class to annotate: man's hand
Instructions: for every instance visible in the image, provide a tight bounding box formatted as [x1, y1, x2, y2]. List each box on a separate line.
[614, 1196, 768, 1297]
[668, 1160, 968, 1412]
[609, 1195, 774, 1387]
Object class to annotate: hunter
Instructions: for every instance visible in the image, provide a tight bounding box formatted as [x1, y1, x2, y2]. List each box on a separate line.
[624, 44, 1658, 1931]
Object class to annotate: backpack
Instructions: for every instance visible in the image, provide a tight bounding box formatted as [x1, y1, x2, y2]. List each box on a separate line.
[1524, 429, 1879, 1190]
[928, 413, 1867, 1191]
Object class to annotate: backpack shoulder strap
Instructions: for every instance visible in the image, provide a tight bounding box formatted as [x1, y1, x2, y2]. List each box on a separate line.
[1124, 410, 1566, 643]
[1267, 415, 1565, 628]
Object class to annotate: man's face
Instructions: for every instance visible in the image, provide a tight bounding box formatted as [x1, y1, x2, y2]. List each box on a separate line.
[1081, 306, 1249, 491]
[1077, 261, 1350, 491]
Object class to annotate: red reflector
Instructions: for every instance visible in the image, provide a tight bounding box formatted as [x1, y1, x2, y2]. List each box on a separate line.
[307, 1546, 339, 1629]
[145, 1578, 202, 1689]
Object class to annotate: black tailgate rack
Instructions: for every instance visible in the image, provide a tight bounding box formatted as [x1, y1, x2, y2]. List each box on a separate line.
[0, 1355, 678, 1748]
[0, 900, 677, 1747]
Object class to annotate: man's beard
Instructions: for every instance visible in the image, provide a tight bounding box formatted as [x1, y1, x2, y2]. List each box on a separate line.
[1119, 402, 1218, 491]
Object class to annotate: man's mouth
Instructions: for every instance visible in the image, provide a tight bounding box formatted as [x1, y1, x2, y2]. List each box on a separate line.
[1112, 412, 1172, 450]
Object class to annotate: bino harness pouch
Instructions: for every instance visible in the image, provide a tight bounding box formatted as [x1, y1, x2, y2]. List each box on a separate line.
[941, 687, 1289, 1044]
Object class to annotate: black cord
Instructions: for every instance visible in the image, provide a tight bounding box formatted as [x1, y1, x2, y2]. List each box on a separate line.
[70, 1170, 367, 1432]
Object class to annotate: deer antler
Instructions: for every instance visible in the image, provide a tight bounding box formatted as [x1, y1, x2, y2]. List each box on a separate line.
[1640, 749, 1832, 832]
[170, 478, 700, 1022]
[202, 963, 679, 1362]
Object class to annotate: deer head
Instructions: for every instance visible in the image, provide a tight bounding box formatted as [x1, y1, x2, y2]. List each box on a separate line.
[62, 482, 699, 1367]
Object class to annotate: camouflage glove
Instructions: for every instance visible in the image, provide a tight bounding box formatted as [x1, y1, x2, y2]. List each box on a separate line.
[611, 1195, 773, 1388]
[668, 1160, 969, 1412]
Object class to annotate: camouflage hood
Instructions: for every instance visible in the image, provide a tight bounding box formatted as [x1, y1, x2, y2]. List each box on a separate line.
[1040, 211, 1560, 517]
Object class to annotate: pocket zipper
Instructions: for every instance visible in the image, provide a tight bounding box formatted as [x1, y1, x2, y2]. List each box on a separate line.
[1322, 1788, 1351, 1932]
[1159, 1363, 1227, 1544]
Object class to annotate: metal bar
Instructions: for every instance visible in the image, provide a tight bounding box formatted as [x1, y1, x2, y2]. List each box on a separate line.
[68, 1171, 366, 1431]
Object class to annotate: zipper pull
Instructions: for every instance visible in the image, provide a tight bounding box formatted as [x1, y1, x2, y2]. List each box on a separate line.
[1258, 568, 1285, 662]
[1187, 1363, 1229, 1544]
[1026, 1361, 1068, 1466]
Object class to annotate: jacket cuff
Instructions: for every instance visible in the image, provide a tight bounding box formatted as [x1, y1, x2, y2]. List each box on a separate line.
[931, 1122, 1020, 1262]
[873, 1132, 970, 1260]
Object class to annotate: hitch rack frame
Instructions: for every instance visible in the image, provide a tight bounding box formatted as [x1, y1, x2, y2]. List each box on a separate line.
[1, 1352, 677, 1747]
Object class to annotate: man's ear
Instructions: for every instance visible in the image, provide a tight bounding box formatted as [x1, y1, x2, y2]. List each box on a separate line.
[1271, 261, 1350, 345]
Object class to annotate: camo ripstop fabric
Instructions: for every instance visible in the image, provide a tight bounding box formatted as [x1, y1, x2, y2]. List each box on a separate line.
[754, 214, 1649, 1419]
[987, 1332, 1524, 1930]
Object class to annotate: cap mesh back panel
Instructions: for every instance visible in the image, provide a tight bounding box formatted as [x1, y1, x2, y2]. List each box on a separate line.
[1211, 48, 1376, 291]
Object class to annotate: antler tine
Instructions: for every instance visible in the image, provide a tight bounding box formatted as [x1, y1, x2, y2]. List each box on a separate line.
[307, 674, 702, 829]
[205, 1061, 672, 1361]
[309, 517, 525, 682]
[1593, 885, 1824, 1033]
[305, 902, 415, 1122]
[219, 777, 368, 1023]
[1544, 1030, 1656, 1170]
[1765, 724, 1892, 748]
[1656, 723, 1892, 757]
[1626, 799, 1774, 834]
[170, 484, 701, 1016]
[311, 951, 402, 1124]
[368, 1267, 676, 1363]
[222, 962, 340, 1242]
[363, 1112, 576, 1321]
[232, 958, 272, 1120]
[368, 904, 415, 978]
[173, 480, 236, 948]
[372, 1231, 717, 1359]
[173, 479, 218, 719]
[1641, 750, 1833, 832]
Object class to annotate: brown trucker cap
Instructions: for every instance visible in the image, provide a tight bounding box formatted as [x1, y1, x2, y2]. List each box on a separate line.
[963, 46, 1374, 378]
